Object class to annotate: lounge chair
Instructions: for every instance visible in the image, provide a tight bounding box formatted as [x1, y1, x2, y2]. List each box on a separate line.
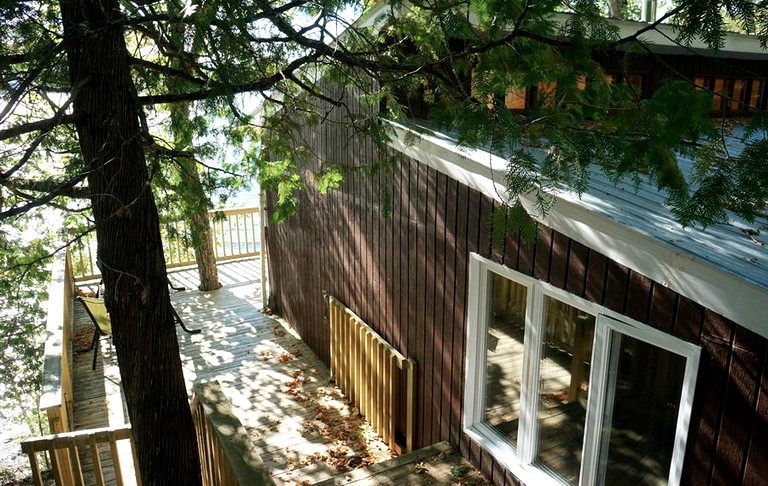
[76, 296, 200, 370]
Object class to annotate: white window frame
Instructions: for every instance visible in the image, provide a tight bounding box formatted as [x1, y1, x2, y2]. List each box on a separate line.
[464, 253, 701, 486]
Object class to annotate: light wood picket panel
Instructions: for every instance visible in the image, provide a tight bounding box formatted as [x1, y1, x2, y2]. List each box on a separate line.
[327, 295, 416, 454]
[20, 425, 140, 486]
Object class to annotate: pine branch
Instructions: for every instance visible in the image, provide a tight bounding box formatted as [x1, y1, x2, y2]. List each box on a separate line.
[0, 172, 88, 220]
[0, 114, 79, 142]
[130, 57, 209, 86]
[138, 52, 322, 105]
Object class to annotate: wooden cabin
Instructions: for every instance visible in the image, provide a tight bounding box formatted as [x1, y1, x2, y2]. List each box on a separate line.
[264, 15, 768, 486]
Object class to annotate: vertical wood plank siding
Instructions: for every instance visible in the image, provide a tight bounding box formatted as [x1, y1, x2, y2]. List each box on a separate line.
[265, 102, 767, 486]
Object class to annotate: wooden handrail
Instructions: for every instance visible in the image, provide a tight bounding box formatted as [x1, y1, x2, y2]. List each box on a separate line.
[38, 251, 76, 484]
[191, 381, 275, 486]
[72, 206, 262, 281]
[20, 425, 140, 486]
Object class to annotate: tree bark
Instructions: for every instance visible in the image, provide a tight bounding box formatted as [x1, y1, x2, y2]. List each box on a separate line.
[193, 209, 221, 291]
[59, 1, 202, 484]
[183, 166, 221, 291]
[608, 0, 628, 18]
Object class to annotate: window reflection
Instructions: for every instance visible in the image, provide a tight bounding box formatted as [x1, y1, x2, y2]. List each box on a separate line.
[600, 333, 686, 485]
[483, 272, 527, 445]
[536, 297, 596, 484]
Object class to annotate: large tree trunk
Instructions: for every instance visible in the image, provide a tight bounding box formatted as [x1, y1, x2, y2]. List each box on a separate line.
[59, 1, 202, 484]
[608, 0, 628, 18]
[177, 161, 221, 291]
[191, 205, 221, 291]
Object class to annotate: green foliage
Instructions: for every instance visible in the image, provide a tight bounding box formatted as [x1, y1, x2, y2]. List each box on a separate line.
[259, 157, 305, 222]
[489, 201, 539, 250]
[315, 165, 345, 194]
[675, 0, 768, 48]
[0, 216, 52, 429]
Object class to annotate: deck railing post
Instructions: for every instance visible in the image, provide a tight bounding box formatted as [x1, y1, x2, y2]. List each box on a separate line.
[21, 426, 139, 486]
[191, 380, 275, 486]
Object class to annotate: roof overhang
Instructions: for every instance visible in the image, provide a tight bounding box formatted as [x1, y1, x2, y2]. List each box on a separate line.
[385, 120, 768, 339]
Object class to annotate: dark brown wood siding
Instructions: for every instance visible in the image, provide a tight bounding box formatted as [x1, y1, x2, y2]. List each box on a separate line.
[265, 105, 768, 486]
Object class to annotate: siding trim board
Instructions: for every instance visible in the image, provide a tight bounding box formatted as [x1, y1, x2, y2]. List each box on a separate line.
[385, 120, 768, 340]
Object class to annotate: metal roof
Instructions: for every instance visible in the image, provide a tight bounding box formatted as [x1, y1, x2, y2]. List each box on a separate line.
[564, 159, 767, 293]
[387, 119, 768, 335]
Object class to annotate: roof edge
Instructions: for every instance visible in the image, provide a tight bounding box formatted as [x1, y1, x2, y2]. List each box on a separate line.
[385, 120, 768, 338]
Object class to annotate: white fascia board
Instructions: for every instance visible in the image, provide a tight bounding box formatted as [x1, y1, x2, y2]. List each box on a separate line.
[605, 16, 768, 58]
[386, 121, 768, 338]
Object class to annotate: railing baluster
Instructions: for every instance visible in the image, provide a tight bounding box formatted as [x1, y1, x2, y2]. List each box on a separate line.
[236, 214, 242, 256]
[108, 432, 124, 486]
[371, 340, 380, 434]
[251, 211, 258, 253]
[356, 320, 364, 405]
[88, 435, 105, 486]
[219, 219, 226, 257]
[175, 221, 183, 264]
[26, 451, 43, 486]
[405, 360, 415, 452]
[48, 445, 63, 484]
[228, 215, 234, 256]
[87, 240, 94, 276]
[243, 212, 250, 254]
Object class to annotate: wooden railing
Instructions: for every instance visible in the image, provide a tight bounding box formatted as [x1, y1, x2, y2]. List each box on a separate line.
[20, 425, 140, 486]
[71, 207, 262, 281]
[26, 379, 271, 486]
[191, 381, 275, 486]
[327, 295, 416, 454]
[38, 251, 76, 484]
[30, 245, 270, 484]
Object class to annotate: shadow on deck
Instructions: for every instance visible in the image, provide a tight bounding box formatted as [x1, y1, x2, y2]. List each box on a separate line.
[71, 258, 485, 485]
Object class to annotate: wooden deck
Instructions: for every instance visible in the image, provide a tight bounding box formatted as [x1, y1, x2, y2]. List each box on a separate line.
[71, 258, 486, 485]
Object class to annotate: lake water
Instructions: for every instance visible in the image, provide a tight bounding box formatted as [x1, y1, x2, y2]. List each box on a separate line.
[216, 182, 261, 209]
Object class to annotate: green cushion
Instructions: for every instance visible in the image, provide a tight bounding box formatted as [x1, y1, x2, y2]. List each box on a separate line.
[80, 297, 112, 335]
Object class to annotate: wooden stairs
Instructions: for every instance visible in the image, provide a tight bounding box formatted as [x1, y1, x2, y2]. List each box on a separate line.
[315, 441, 489, 485]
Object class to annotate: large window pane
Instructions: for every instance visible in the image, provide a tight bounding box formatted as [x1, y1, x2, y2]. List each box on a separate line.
[600, 333, 687, 485]
[537, 297, 596, 484]
[483, 272, 527, 445]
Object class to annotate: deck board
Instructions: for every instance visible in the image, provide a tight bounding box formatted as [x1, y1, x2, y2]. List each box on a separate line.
[71, 257, 485, 485]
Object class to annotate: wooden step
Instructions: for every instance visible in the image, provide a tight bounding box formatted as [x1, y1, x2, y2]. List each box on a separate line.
[314, 441, 488, 485]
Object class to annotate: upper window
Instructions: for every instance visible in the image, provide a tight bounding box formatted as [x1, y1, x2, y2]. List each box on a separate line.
[464, 253, 700, 486]
[695, 76, 765, 112]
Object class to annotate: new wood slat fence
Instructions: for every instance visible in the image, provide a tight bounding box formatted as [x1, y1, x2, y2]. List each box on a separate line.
[191, 381, 274, 486]
[20, 426, 139, 486]
[327, 295, 416, 454]
[71, 207, 261, 281]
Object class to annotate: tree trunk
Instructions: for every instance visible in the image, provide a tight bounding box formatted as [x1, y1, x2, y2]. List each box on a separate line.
[177, 163, 221, 292]
[192, 208, 221, 291]
[59, 1, 202, 484]
[608, 0, 628, 18]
